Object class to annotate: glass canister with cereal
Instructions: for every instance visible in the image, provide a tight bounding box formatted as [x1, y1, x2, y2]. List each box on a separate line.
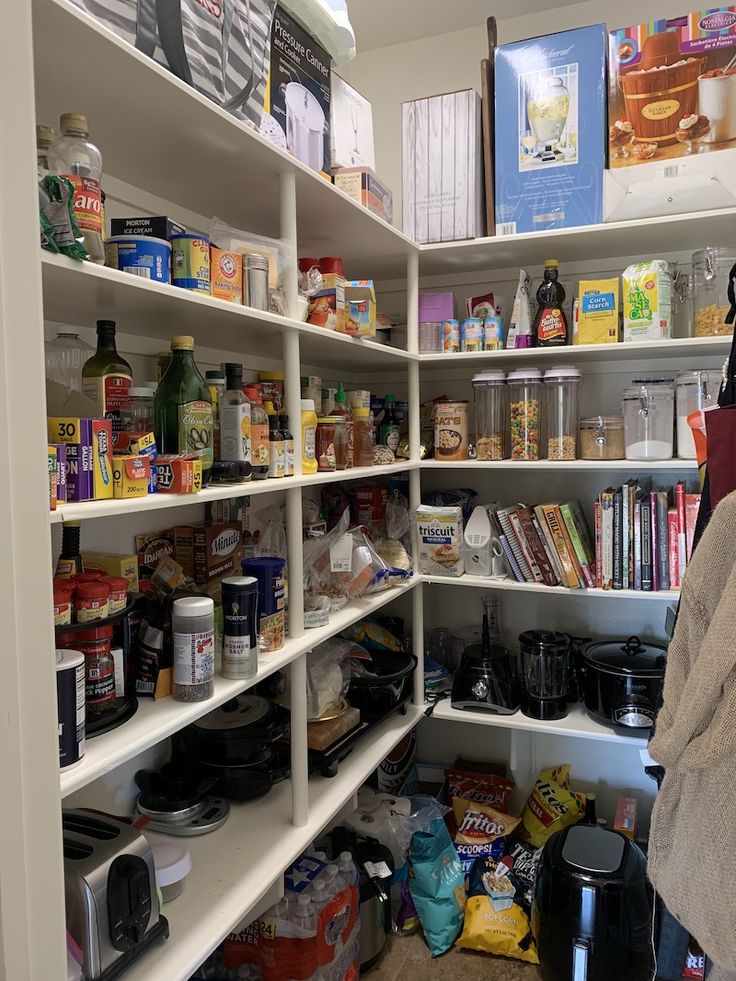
[472, 371, 508, 460]
[543, 366, 581, 461]
[434, 400, 469, 461]
[507, 367, 543, 461]
[692, 248, 736, 337]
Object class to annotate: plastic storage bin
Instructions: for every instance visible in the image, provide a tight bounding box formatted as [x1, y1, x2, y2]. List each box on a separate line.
[692, 247, 736, 337]
[472, 371, 508, 460]
[675, 369, 722, 459]
[543, 366, 581, 460]
[623, 380, 675, 461]
[508, 368, 543, 461]
[579, 416, 625, 460]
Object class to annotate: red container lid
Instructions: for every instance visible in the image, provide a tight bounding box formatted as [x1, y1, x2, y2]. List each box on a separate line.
[298, 257, 319, 272]
[319, 256, 345, 276]
[74, 624, 114, 642]
[105, 576, 129, 593]
[73, 571, 105, 584]
[53, 583, 73, 600]
[76, 582, 110, 601]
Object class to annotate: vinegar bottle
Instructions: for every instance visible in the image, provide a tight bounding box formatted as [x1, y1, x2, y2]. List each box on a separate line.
[47, 113, 105, 263]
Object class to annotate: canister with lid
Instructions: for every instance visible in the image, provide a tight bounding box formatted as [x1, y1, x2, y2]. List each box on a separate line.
[472, 371, 508, 460]
[622, 379, 675, 460]
[675, 369, 722, 459]
[507, 368, 543, 461]
[692, 247, 736, 337]
[543, 366, 581, 461]
[434, 401, 469, 461]
[579, 416, 625, 460]
[172, 596, 215, 703]
[244, 253, 270, 311]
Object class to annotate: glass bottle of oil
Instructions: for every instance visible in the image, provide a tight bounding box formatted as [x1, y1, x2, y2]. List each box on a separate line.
[154, 335, 213, 485]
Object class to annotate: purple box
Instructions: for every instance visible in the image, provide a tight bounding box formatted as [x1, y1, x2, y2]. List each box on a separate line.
[51, 444, 67, 503]
[48, 420, 93, 502]
[419, 291, 455, 324]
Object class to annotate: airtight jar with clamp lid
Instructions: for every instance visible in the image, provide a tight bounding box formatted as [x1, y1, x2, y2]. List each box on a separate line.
[473, 371, 508, 460]
[579, 416, 625, 460]
[623, 379, 674, 460]
[692, 247, 736, 337]
[675, 369, 722, 459]
[543, 366, 581, 460]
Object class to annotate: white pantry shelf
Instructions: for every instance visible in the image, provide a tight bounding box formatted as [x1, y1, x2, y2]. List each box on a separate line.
[122, 704, 425, 981]
[41, 254, 416, 371]
[60, 579, 418, 797]
[422, 573, 680, 601]
[430, 700, 648, 747]
[422, 460, 698, 472]
[48, 462, 416, 524]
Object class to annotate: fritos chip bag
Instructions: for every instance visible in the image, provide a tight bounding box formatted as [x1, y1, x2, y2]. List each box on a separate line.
[453, 797, 521, 874]
[520, 765, 585, 847]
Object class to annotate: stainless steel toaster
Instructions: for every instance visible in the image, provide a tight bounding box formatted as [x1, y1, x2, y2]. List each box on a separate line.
[62, 810, 168, 980]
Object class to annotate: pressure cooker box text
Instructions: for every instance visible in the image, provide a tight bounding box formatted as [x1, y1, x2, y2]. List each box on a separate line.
[264, 4, 331, 177]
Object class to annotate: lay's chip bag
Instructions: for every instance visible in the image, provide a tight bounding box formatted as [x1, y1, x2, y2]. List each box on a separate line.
[520, 765, 585, 848]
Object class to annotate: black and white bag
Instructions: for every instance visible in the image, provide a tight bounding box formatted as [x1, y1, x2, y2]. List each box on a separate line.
[71, 0, 276, 127]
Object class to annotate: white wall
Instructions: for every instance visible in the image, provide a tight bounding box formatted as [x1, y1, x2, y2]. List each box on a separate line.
[343, 0, 675, 226]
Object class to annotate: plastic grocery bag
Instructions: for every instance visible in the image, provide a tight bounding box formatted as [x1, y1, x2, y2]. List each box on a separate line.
[408, 818, 465, 956]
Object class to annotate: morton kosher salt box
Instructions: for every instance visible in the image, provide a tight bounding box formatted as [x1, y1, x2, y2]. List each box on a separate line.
[494, 25, 607, 234]
[609, 9, 736, 169]
[402, 89, 484, 243]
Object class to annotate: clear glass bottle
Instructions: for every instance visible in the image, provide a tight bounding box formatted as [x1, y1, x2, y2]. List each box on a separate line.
[47, 113, 105, 263]
[36, 124, 55, 177]
[219, 363, 251, 476]
[244, 385, 269, 480]
[265, 401, 285, 478]
[82, 320, 133, 433]
[45, 329, 93, 393]
[543, 366, 581, 460]
[120, 387, 155, 432]
[472, 371, 508, 461]
[155, 335, 214, 484]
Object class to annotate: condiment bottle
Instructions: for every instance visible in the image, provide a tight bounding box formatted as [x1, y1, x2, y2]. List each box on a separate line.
[172, 596, 215, 703]
[380, 394, 400, 452]
[47, 113, 105, 263]
[82, 320, 133, 433]
[55, 520, 83, 578]
[206, 369, 226, 461]
[244, 385, 269, 480]
[219, 363, 251, 478]
[155, 335, 214, 485]
[301, 399, 318, 474]
[352, 407, 374, 467]
[280, 414, 295, 476]
[533, 259, 568, 347]
[264, 401, 285, 478]
[332, 382, 353, 467]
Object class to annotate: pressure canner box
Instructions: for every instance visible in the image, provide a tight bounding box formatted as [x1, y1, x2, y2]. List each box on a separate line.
[494, 25, 607, 234]
[330, 74, 375, 171]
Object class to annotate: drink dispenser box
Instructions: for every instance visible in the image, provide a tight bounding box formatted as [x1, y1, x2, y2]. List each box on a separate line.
[494, 25, 607, 234]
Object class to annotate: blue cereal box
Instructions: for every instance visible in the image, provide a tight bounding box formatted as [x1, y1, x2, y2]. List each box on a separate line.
[494, 25, 607, 234]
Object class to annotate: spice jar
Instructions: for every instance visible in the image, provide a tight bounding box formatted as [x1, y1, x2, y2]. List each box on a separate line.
[53, 584, 73, 626]
[434, 401, 469, 461]
[59, 625, 115, 716]
[316, 416, 338, 471]
[172, 596, 215, 702]
[543, 366, 581, 460]
[622, 379, 675, 460]
[472, 371, 508, 460]
[579, 416, 625, 460]
[507, 368, 543, 461]
[692, 247, 736, 336]
[675, 369, 722, 459]
[75, 581, 110, 623]
[105, 577, 129, 615]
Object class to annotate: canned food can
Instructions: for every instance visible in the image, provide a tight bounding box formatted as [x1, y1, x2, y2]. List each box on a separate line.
[171, 234, 210, 292]
[434, 400, 469, 461]
[483, 315, 505, 351]
[241, 556, 286, 653]
[442, 319, 461, 353]
[461, 317, 484, 352]
[56, 649, 86, 770]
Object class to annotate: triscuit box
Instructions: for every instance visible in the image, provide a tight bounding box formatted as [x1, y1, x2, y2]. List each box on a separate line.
[332, 168, 393, 224]
[416, 504, 465, 577]
[576, 278, 620, 344]
[344, 280, 376, 337]
[494, 25, 607, 234]
[402, 89, 484, 243]
[330, 74, 375, 171]
[82, 552, 139, 592]
[113, 455, 150, 499]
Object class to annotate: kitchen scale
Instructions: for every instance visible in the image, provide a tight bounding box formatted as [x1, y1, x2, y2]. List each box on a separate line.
[135, 769, 230, 836]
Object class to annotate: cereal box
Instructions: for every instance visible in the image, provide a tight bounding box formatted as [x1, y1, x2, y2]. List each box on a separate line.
[416, 505, 464, 577]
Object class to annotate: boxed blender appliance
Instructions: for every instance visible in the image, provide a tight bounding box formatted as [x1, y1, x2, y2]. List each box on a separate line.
[494, 25, 608, 234]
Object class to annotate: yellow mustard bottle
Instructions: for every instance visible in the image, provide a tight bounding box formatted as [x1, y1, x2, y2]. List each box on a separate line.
[301, 398, 318, 474]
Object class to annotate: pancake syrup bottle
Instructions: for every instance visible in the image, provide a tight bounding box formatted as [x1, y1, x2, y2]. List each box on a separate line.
[534, 259, 568, 346]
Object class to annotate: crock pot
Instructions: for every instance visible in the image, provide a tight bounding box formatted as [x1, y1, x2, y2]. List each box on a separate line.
[582, 636, 666, 730]
[285, 82, 325, 171]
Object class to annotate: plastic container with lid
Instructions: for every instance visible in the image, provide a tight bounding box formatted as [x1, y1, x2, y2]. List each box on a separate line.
[301, 398, 318, 474]
[120, 387, 155, 432]
[543, 366, 581, 461]
[675, 369, 722, 459]
[579, 416, 625, 460]
[507, 368, 543, 461]
[172, 596, 215, 703]
[622, 379, 675, 460]
[244, 253, 269, 311]
[145, 832, 192, 903]
[472, 371, 508, 461]
[692, 247, 736, 337]
[58, 624, 115, 716]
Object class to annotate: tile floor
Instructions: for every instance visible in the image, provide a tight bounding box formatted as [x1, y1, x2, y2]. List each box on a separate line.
[366, 932, 542, 980]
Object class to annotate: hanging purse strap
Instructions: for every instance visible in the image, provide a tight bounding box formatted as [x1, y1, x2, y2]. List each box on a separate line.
[135, 0, 159, 56]
[155, 0, 194, 86]
[718, 261, 736, 406]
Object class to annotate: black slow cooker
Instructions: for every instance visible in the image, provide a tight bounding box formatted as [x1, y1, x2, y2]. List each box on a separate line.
[582, 636, 667, 731]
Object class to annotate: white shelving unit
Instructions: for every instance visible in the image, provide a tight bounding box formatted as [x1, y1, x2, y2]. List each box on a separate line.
[1, 0, 728, 977]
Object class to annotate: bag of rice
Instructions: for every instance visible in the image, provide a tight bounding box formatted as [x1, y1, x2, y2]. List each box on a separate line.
[520, 764, 585, 847]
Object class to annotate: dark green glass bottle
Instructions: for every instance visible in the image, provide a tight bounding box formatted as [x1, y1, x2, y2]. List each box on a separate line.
[82, 319, 133, 433]
[154, 335, 213, 485]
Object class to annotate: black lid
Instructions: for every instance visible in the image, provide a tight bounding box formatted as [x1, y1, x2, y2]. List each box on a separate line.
[583, 636, 667, 676]
[463, 641, 513, 662]
[225, 362, 243, 389]
[518, 630, 570, 656]
[561, 824, 626, 873]
[96, 319, 116, 335]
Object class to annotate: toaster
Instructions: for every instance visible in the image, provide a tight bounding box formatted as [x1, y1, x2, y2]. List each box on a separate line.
[63, 810, 168, 980]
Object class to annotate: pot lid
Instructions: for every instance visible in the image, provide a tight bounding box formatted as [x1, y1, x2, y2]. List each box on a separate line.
[584, 636, 667, 675]
[193, 694, 271, 732]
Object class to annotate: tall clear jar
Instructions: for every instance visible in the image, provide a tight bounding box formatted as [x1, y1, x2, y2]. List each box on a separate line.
[507, 368, 543, 461]
[472, 371, 508, 460]
[120, 387, 155, 432]
[675, 369, 722, 459]
[622, 379, 675, 460]
[692, 247, 736, 337]
[543, 366, 581, 460]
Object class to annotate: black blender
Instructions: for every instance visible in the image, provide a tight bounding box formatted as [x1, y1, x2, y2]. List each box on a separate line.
[451, 596, 521, 713]
[519, 630, 571, 720]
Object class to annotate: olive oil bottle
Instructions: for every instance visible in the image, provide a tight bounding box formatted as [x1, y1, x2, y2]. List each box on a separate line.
[82, 319, 132, 432]
[154, 336, 213, 485]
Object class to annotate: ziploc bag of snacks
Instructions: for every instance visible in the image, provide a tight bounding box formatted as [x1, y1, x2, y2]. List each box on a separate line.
[452, 797, 521, 875]
[520, 764, 585, 847]
[408, 817, 465, 956]
[456, 846, 541, 964]
[446, 768, 515, 812]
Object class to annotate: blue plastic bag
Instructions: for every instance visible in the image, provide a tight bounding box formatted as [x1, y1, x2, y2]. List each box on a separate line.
[408, 818, 465, 956]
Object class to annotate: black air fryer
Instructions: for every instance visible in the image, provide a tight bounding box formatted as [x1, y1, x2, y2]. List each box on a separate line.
[533, 824, 654, 981]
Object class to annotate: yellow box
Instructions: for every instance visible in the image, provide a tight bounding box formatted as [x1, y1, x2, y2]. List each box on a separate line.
[344, 280, 376, 337]
[113, 455, 150, 499]
[576, 278, 620, 345]
[82, 552, 140, 593]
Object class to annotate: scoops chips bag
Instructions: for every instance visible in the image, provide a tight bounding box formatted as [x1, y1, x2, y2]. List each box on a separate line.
[520, 765, 585, 847]
[452, 797, 520, 874]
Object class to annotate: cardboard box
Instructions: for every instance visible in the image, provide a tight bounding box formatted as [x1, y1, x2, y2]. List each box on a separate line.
[47, 417, 113, 501]
[614, 796, 638, 839]
[135, 530, 175, 586]
[330, 74, 375, 171]
[344, 280, 376, 337]
[153, 455, 202, 494]
[576, 278, 621, 344]
[609, 9, 736, 172]
[354, 485, 389, 526]
[495, 25, 607, 234]
[307, 272, 345, 332]
[82, 552, 139, 592]
[265, 4, 331, 177]
[113, 455, 150, 499]
[402, 89, 484, 243]
[176, 522, 243, 584]
[51, 443, 67, 503]
[210, 247, 243, 304]
[332, 168, 393, 224]
[110, 216, 185, 239]
[48, 445, 57, 511]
